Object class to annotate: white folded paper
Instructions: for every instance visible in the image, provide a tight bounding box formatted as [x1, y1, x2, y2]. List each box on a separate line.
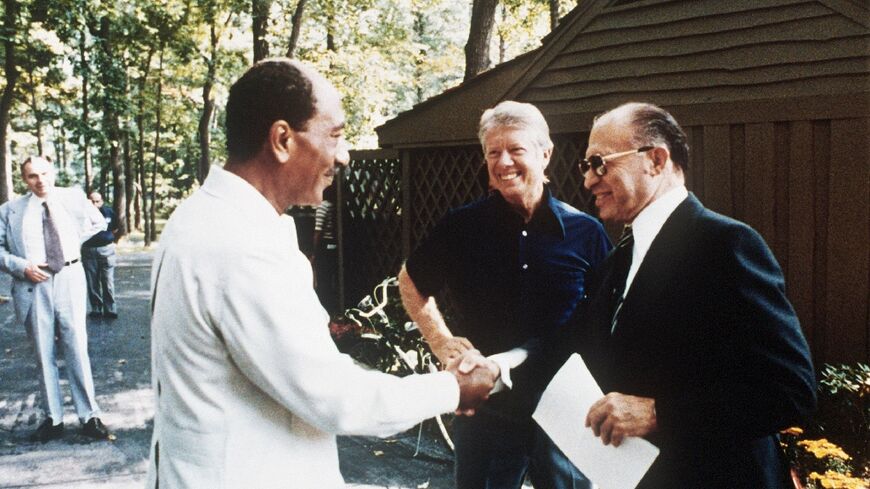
[532, 353, 659, 489]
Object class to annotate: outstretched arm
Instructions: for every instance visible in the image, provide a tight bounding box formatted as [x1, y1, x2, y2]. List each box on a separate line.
[398, 264, 472, 364]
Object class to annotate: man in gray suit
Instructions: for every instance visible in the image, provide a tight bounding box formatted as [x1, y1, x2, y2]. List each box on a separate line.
[0, 156, 111, 442]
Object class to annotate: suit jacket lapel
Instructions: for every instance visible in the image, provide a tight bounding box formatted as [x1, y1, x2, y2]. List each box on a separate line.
[614, 194, 704, 335]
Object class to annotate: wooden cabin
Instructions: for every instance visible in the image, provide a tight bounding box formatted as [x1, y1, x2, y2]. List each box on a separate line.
[339, 0, 869, 364]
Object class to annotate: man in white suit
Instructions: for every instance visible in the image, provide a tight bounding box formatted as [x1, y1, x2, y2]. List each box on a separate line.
[146, 58, 498, 488]
[0, 156, 111, 442]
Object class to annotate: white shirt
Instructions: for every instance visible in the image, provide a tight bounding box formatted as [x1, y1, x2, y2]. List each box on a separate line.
[147, 165, 460, 489]
[23, 195, 81, 264]
[623, 185, 689, 296]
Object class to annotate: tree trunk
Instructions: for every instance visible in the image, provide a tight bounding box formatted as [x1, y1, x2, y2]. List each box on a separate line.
[251, 0, 270, 62]
[79, 28, 92, 193]
[549, 0, 559, 30]
[55, 122, 67, 169]
[136, 116, 146, 234]
[97, 15, 127, 239]
[498, 5, 506, 64]
[198, 22, 217, 184]
[135, 48, 153, 233]
[464, 0, 499, 81]
[27, 71, 44, 155]
[285, 0, 307, 58]
[148, 45, 165, 245]
[413, 11, 425, 103]
[0, 0, 20, 203]
[99, 163, 108, 195]
[123, 122, 134, 234]
[326, 12, 336, 52]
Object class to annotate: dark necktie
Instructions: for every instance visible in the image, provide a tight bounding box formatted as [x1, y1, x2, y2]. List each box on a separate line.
[608, 225, 634, 334]
[42, 202, 65, 273]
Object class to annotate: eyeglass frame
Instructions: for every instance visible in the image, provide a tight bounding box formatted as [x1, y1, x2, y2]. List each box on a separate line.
[579, 146, 654, 177]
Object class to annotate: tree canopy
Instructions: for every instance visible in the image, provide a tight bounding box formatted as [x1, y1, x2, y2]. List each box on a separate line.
[0, 0, 565, 242]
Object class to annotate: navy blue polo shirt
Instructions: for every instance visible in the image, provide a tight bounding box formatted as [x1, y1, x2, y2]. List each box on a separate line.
[83, 206, 116, 247]
[406, 188, 612, 356]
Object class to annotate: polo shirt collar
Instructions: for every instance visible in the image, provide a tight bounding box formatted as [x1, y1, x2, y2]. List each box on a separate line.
[491, 186, 565, 238]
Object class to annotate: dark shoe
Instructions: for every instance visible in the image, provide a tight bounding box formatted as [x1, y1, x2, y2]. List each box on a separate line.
[82, 417, 111, 440]
[31, 418, 64, 442]
[104, 311, 118, 319]
[88, 311, 103, 318]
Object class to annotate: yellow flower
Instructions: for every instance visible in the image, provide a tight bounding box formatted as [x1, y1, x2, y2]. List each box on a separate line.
[809, 470, 869, 489]
[798, 439, 851, 461]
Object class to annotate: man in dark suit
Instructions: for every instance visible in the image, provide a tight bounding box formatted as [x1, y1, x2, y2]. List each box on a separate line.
[532, 102, 816, 488]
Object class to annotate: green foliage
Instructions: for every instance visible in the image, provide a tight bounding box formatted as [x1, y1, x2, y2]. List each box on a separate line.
[1, 0, 555, 223]
[817, 363, 870, 468]
[782, 363, 870, 487]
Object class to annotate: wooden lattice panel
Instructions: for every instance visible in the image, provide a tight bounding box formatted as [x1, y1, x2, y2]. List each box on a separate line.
[548, 133, 597, 214]
[408, 146, 488, 249]
[341, 152, 403, 304]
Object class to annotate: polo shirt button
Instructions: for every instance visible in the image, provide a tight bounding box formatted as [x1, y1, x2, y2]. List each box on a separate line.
[522, 264, 528, 270]
[521, 230, 528, 237]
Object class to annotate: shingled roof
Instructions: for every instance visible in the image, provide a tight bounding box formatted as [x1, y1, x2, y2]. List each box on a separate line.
[377, 0, 870, 148]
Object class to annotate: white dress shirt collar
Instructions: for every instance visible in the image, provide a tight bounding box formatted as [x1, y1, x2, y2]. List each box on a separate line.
[623, 185, 689, 294]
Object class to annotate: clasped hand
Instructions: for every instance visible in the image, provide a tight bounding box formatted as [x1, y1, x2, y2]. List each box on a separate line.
[446, 349, 499, 416]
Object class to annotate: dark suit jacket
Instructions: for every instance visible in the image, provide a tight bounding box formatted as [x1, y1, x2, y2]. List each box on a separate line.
[524, 193, 816, 489]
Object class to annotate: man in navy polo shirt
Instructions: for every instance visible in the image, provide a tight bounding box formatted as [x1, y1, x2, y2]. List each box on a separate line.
[398, 101, 611, 489]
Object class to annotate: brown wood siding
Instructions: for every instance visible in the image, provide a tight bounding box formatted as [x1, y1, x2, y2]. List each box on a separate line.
[672, 117, 870, 364]
[521, 1, 869, 114]
[826, 118, 869, 362]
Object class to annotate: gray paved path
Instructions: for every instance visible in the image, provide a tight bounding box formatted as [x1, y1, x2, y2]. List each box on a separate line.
[0, 249, 456, 488]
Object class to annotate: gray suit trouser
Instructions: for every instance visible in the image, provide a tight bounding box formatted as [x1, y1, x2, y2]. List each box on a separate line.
[25, 262, 100, 423]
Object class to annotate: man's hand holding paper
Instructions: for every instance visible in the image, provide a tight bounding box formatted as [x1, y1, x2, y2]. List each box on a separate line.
[586, 392, 657, 447]
[533, 354, 660, 489]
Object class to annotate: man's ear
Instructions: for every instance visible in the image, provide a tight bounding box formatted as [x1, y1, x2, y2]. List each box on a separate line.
[541, 146, 553, 169]
[268, 120, 294, 164]
[648, 146, 670, 175]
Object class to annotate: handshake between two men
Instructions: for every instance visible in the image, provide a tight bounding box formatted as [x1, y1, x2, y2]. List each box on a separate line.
[444, 348, 500, 416]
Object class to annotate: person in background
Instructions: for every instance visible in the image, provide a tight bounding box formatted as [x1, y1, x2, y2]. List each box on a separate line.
[0, 156, 111, 442]
[82, 191, 118, 319]
[399, 101, 611, 489]
[312, 183, 339, 314]
[146, 58, 498, 489]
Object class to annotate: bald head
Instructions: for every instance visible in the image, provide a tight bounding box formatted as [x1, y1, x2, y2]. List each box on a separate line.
[89, 192, 104, 207]
[594, 102, 689, 171]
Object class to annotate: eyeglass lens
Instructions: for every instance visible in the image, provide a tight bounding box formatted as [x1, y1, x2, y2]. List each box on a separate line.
[580, 155, 605, 176]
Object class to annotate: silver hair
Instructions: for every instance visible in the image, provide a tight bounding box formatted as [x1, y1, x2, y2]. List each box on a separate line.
[478, 101, 553, 152]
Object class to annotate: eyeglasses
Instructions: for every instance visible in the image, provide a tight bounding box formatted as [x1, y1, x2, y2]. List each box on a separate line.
[579, 146, 653, 177]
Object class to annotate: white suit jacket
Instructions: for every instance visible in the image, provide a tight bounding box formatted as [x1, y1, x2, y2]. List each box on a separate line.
[146, 166, 459, 489]
[0, 187, 106, 322]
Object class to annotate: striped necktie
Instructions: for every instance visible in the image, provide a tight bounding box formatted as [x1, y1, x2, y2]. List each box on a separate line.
[609, 225, 634, 334]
